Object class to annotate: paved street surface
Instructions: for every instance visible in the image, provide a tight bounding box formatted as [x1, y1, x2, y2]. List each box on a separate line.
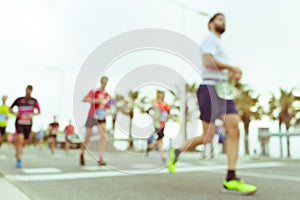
[1, 144, 300, 200]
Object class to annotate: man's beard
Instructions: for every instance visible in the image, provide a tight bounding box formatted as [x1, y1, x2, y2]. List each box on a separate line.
[215, 25, 225, 34]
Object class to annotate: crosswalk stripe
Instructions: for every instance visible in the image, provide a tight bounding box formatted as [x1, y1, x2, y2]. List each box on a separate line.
[81, 166, 110, 171]
[22, 168, 62, 174]
[5, 162, 289, 182]
[50, 154, 66, 158]
[22, 154, 38, 159]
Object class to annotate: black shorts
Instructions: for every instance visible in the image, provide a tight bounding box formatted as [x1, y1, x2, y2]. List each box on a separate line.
[155, 128, 164, 140]
[0, 127, 6, 136]
[50, 134, 57, 139]
[15, 123, 32, 140]
[197, 84, 238, 123]
[85, 117, 106, 128]
[65, 135, 73, 143]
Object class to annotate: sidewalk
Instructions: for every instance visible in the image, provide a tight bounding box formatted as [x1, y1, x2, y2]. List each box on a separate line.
[1, 143, 300, 200]
[0, 174, 31, 200]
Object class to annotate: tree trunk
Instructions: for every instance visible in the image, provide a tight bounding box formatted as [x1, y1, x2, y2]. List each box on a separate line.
[112, 113, 117, 131]
[286, 124, 291, 158]
[243, 118, 250, 155]
[279, 120, 282, 132]
[128, 110, 134, 150]
[184, 101, 188, 140]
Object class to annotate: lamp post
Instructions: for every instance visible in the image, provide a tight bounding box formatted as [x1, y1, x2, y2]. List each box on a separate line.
[47, 66, 65, 118]
[165, 0, 209, 17]
[166, 0, 209, 140]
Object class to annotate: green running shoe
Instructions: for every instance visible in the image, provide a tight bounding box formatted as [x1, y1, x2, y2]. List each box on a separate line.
[167, 148, 176, 174]
[222, 179, 257, 195]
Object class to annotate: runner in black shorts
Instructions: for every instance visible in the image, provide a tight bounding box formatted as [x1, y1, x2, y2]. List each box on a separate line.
[168, 13, 256, 195]
[146, 90, 170, 163]
[10, 85, 40, 168]
[80, 76, 111, 166]
[64, 120, 75, 153]
[0, 95, 10, 147]
[48, 116, 59, 154]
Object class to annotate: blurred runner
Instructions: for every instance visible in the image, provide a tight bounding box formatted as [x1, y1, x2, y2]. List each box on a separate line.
[0, 95, 10, 148]
[10, 85, 40, 168]
[80, 76, 111, 166]
[48, 116, 59, 154]
[36, 126, 45, 150]
[168, 13, 256, 195]
[146, 90, 170, 163]
[64, 120, 74, 153]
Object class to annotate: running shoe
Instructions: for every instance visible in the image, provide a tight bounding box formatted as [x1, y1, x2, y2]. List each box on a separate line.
[16, 159, 22, 168]
[146, 147, 150, 157]
[167, 148, 176, 174]
[80, 153, 85, 166]
[147, 135, 155, 145]
[98, 160, 107, 166]
[222, 179, 257, 195]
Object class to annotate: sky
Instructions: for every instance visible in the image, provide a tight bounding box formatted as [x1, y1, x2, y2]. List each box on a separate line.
[1, 0, 300, 135]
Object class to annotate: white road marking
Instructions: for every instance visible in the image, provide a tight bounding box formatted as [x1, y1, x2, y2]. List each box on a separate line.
[5, 162, 293, 182]
[22, 168, 62, 174]
[82, 166, 110, 171]
[22, 154, 38, 159]
[214, 171, 300, 182]
[5, 171, 130, 182]
[129, 163, 162, 169]
[50, 154, 66, 158]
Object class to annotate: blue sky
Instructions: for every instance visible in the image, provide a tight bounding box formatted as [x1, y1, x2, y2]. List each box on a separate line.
[1, 0, 300, 133]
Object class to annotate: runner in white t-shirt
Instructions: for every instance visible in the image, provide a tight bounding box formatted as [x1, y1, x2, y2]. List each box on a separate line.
[168, 13, 256, 195]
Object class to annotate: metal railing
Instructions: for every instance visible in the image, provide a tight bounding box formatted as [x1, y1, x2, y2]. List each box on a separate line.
[259, 132, 300, 158]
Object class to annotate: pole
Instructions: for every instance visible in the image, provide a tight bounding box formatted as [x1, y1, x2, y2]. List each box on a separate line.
[47, 66, 65, 118]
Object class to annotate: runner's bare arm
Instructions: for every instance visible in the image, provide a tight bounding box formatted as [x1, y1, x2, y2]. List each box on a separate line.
[203, 54, 241, 73]
[34, 101, 41, 115]
[228, 69, 242, 81]
[9, 106, 18, 116]
[82, 96, 103, 103]
[83, 97, 97, 103]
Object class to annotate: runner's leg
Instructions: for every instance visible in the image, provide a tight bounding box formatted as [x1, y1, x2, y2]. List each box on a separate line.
[97, 122, 107, 164]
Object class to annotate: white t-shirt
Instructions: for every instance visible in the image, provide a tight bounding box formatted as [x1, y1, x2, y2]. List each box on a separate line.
[200, 32, 229, 81]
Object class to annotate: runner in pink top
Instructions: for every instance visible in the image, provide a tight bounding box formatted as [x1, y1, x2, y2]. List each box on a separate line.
[64, 120, 75, 152]
[80, 76, 111, 166]
[10, 85, 40, 168]
[86, 88, 110, 119]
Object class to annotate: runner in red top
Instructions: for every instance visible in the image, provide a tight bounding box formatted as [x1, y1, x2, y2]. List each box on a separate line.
[64, 120, 75, 153]
[80, 76, 111, 166]
[48, 116, 59, 154]
[146, 90, 170, 162]
[10, 85, 41, 168]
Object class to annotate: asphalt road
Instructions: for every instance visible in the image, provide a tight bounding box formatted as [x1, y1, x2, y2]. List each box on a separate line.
[1, 144, 300, 200]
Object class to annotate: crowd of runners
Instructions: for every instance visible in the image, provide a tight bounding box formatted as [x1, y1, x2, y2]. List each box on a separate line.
[0, 13, 257, 195]
[0, 86, 76, 166]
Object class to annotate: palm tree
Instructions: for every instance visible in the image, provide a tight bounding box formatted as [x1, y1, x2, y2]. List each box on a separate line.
[125, 90, 140, 150]
[234, 82, 263, 154]
[267, 88, 300, 131]
[110, 91, 147, 150]
[185, 83, 199, 120]
[111, 94, 127, 133]
[168, 91, 181, 123]
[267, 88, 300, 157]
[174, 83, 199, 140]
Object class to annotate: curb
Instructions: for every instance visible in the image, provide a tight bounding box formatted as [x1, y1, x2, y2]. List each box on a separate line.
[0, 176, 31, 200]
